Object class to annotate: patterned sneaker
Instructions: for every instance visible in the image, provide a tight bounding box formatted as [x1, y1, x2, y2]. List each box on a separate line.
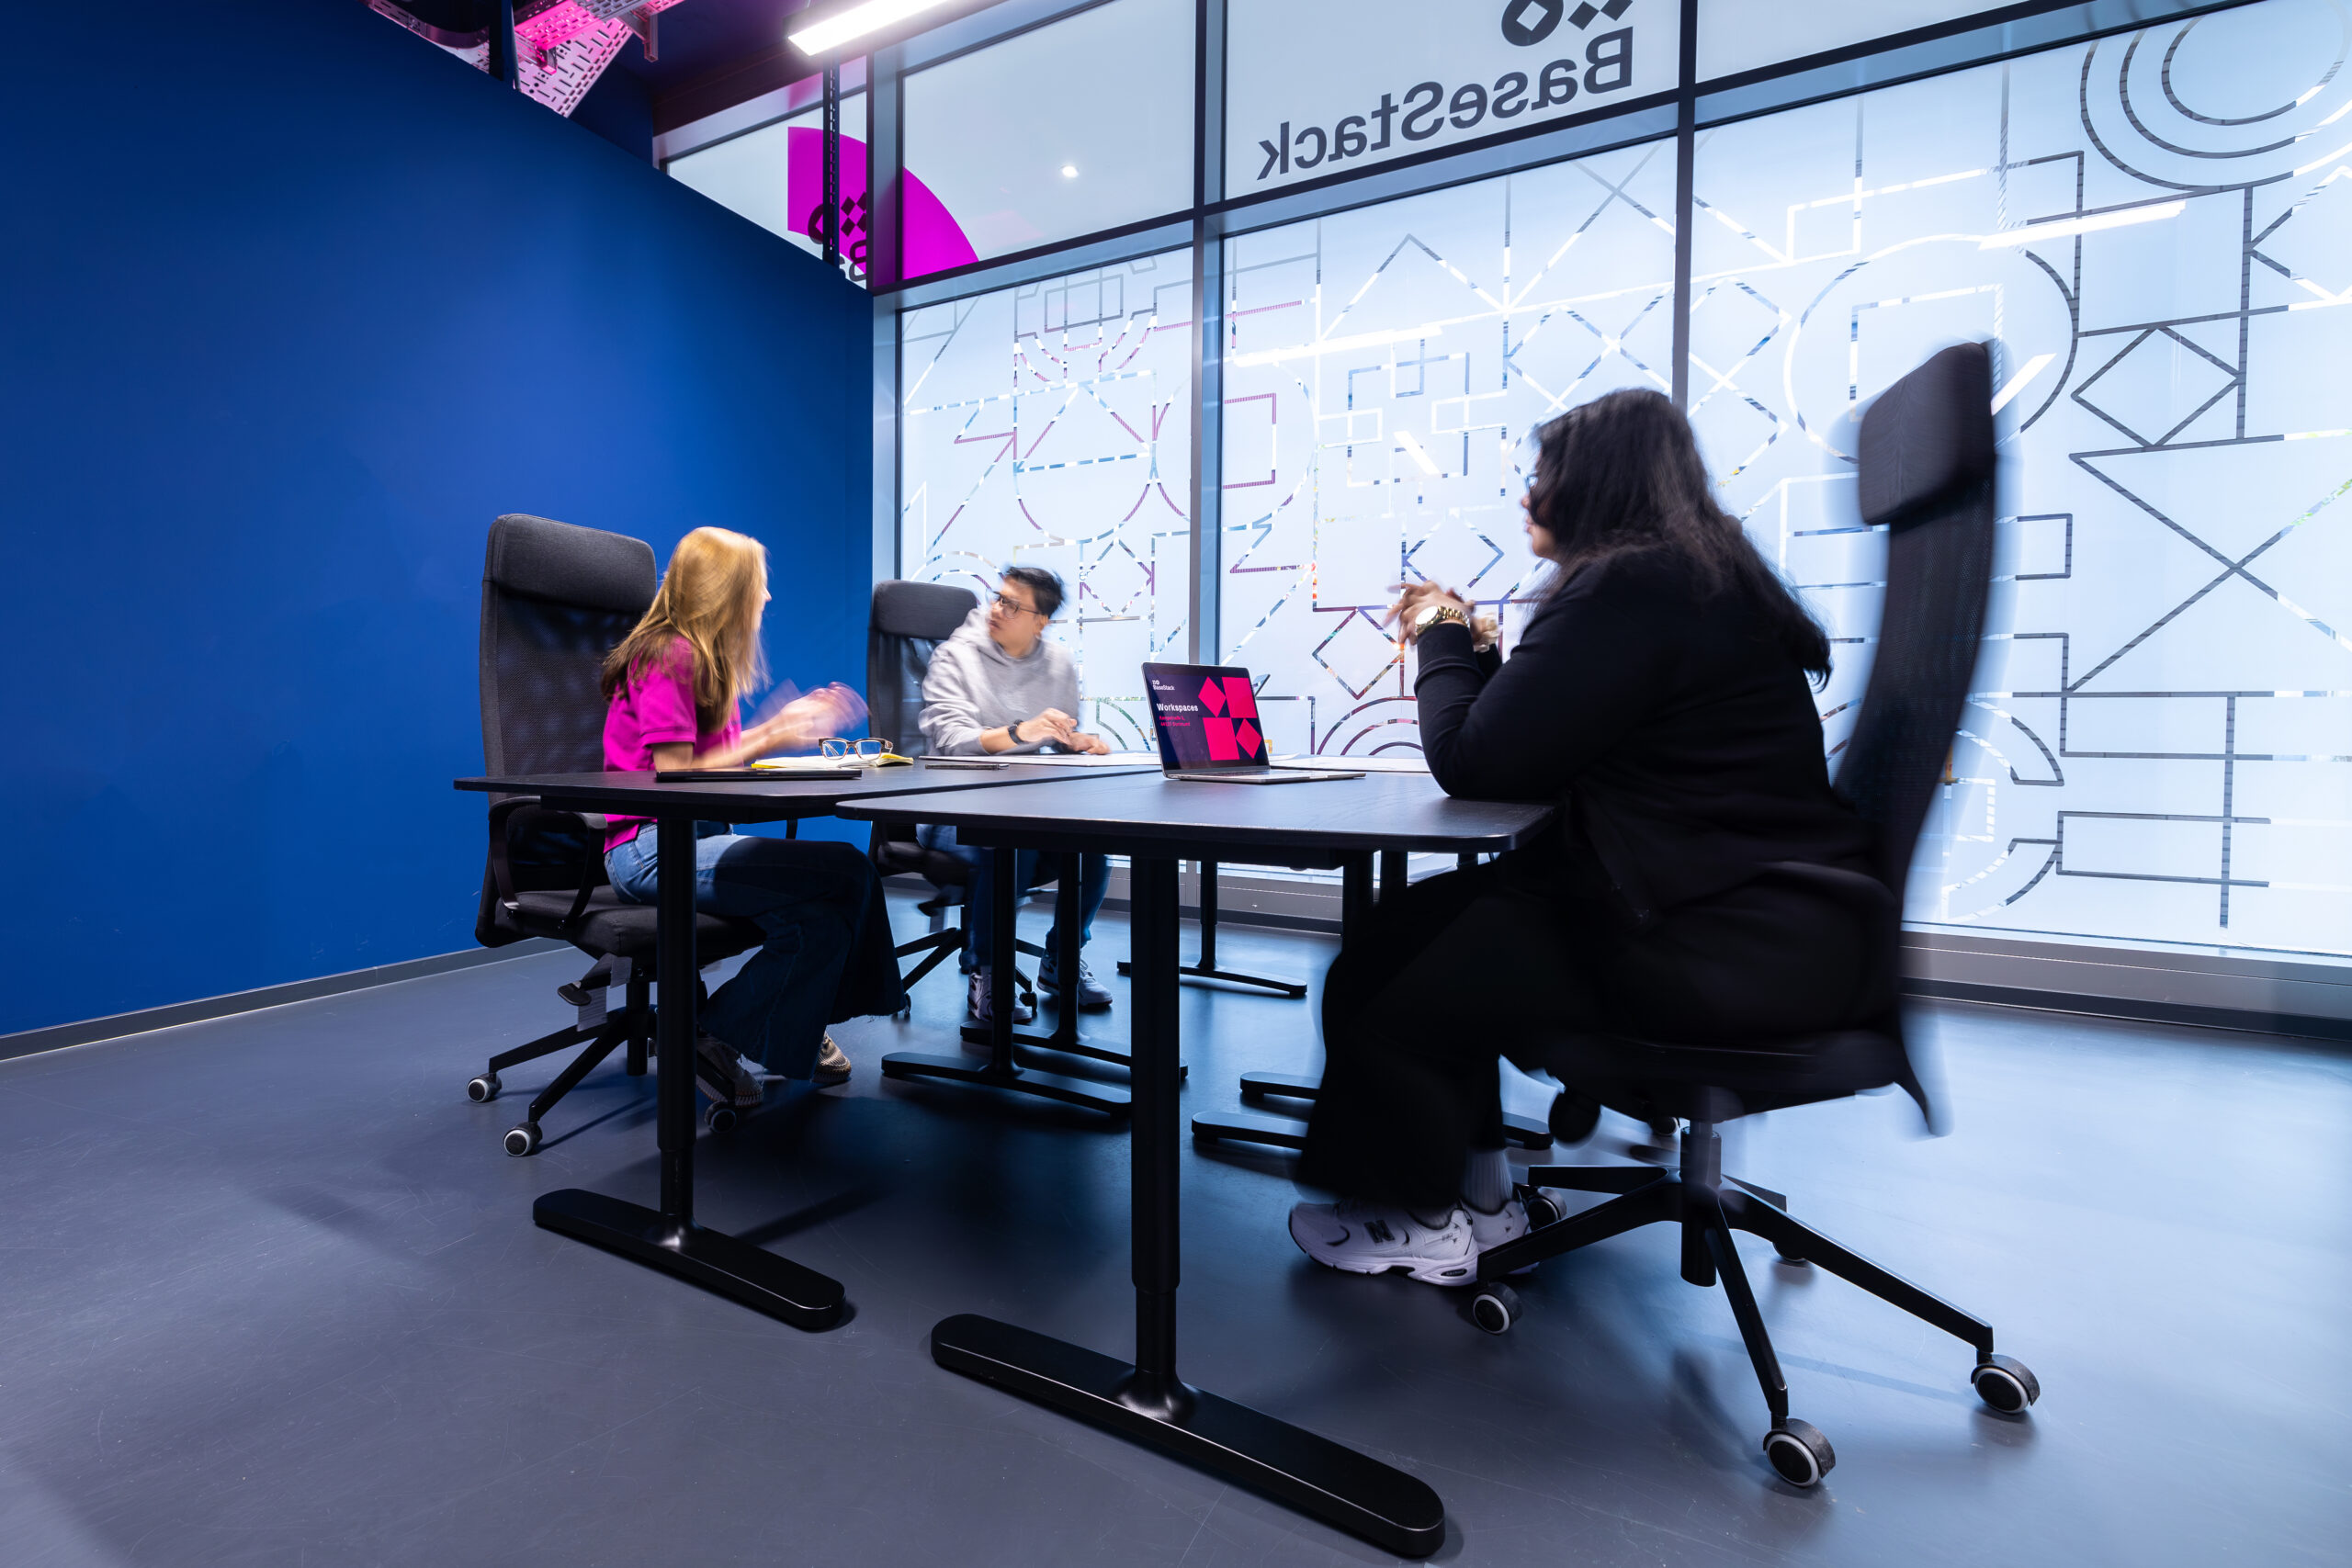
[1466, 1197, 1536, 1275]
[1037, 951, 1114, 1010]
[1465, 1197, 1530, 1250]
[1287, 1200, 1477, 1286]
[966, 968, 1035, 1027]
[810, 1033, 851, 1087]
[695, 1034, 763, 1108]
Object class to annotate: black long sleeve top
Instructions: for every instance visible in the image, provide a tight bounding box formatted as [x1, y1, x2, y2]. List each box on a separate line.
[1415, 550, 1872, 927]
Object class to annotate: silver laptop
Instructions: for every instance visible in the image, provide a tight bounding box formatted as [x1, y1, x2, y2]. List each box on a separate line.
[1141, 663, 1363, 784]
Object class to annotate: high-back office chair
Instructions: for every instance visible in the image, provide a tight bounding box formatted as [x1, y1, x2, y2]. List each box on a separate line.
[865, 579, 1051, 1010]
[469, 513, 764, 1155]
[1466, 343, 2038, 1488]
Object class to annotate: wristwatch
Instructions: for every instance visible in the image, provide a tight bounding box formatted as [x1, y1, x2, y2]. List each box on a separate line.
[1412, 603, 1471, 637]
[1008, 719, 1028, 745]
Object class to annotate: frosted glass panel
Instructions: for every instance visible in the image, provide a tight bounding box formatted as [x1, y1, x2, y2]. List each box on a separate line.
[899, 254, 1195, 749]
[1218, 142, 1679, 758]
[1690, 0, 2352, 957]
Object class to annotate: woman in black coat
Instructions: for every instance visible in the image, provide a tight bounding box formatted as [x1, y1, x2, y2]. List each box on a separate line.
[1289, 389, 1878, 1285]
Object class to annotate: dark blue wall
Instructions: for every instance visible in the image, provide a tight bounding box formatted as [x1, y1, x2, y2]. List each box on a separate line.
[0, 2, 873, 1034]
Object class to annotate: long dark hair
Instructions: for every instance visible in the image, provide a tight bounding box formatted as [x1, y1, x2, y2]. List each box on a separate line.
[1528, 388, 1831, 684]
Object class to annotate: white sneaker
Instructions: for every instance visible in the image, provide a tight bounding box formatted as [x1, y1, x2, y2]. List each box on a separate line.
[1465, 1197, 1529, 1251]
[810, 1033, 851, 1087]
[695, 1034, 763, 1108]
[966, 968, 1035, 1026]
[1466, 1197, 1537, 1276]
[1287, 1200, 1477, 1286]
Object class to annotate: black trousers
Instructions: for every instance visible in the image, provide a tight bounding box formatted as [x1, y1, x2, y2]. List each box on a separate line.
[1297, 861, 1866, 1211]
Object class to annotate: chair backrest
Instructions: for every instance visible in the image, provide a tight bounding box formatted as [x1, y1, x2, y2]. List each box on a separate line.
[480, 513, 657, 779]
[867, 579, 980, 755]
[1836, 342, 1998, 909]
[475, 514, 657, 944]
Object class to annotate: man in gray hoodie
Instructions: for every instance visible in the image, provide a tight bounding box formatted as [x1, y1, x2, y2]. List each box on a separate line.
[916, 565, 1114, 1022]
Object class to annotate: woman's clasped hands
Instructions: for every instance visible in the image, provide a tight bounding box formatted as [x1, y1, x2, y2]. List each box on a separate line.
[1385, 580, 1500, 649]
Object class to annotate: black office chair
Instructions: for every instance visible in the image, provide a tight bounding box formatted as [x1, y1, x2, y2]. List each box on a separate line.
[865, 579, 1057, 1009]
[469, 513, 764, 1155]
[1465, 343, 2035, 1488]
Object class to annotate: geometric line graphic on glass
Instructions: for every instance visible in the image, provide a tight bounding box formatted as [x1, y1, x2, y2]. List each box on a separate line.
[900, 254, 1195, 753]
[1222, 140, 1678, 758]
[1690, 0, 2352, 958]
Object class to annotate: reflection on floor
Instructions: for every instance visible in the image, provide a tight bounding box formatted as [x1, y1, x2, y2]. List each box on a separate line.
[0, 892, 2341, 1566]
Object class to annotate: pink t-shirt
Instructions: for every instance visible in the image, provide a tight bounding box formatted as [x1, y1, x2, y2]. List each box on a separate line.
[602, 637, 741, 849]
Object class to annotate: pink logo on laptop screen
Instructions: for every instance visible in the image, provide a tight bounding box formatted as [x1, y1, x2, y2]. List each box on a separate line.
[1197, 676, 1264, 762]
[1150, 665, 1267, 767]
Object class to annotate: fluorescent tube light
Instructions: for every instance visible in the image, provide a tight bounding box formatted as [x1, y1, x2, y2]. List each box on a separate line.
[789, 0, 962, 57]
[1231, 325, 1442, 369]
[1989, 352, 2056, 414]
[1979, 200, 2186, 249]
[1395, 431, 1440, 476]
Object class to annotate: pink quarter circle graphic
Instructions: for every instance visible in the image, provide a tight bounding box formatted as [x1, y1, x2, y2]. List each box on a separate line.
[786, 128, 978, 278]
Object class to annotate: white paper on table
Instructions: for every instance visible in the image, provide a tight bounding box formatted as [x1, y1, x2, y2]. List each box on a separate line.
[919, 751, 1159, 766]
[1273, 753, 1429, 773]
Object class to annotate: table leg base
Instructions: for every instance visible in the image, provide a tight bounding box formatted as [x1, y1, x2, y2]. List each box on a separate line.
[960, 1021, 1132, 1069]
[931, 1314, 1444, 1560]
[533, 1188, 844, 1331]
[1192, 1109, 1306, 1149]
[880, 1052, 1132, 1114]
[951, 1025, 1188, 1081]
[1116, 958, 1308, 998]
[1238, 1071, 1320, 1100]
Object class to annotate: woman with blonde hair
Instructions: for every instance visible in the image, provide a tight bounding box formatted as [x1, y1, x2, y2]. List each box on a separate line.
[600, 527, 904, 1110]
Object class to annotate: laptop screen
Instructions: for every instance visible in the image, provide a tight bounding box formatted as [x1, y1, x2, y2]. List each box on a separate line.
[1143, 663, 1267, 772]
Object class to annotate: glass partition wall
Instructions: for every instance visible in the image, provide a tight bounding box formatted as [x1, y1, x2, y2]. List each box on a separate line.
[899, 253, 1197, 748]
[848, 0, 2349, 964]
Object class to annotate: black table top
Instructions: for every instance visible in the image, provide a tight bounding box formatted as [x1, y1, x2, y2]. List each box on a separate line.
[452, 761, 1160, 820]
[833, 770, 1556, 856]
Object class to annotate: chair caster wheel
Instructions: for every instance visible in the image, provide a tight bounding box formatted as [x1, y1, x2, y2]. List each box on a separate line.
[468, 1074, 501, 1103]
[1971, 1353, 2040, 1414]
[1547, 1090, 1600, 1146]
[503, 1122, 541, 1156]
[1521, 1190, 1566, 1229]
[1762, 1419, 1835, 1487]
[707, 1104, 740, 1133]
[1469, 1283, 1521, 1336]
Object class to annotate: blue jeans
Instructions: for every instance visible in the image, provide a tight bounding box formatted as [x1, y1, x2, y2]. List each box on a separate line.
[915, 823, 1110, 974]
[606, 824, 903, 1077]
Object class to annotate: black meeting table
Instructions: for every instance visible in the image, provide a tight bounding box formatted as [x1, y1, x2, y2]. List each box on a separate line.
[836, 770, 1557, 1559]
[450, 761, 1158, 1336]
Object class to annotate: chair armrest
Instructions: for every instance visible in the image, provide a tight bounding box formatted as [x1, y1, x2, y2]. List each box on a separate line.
[487, 796, 605, 931]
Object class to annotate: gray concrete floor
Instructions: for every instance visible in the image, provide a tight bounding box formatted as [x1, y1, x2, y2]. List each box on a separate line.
[0, 896, 2345, 1566]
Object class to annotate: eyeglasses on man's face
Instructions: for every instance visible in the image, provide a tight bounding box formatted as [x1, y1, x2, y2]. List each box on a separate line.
[990, 590, 1044, 618]
[820, 737, 893, 759]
